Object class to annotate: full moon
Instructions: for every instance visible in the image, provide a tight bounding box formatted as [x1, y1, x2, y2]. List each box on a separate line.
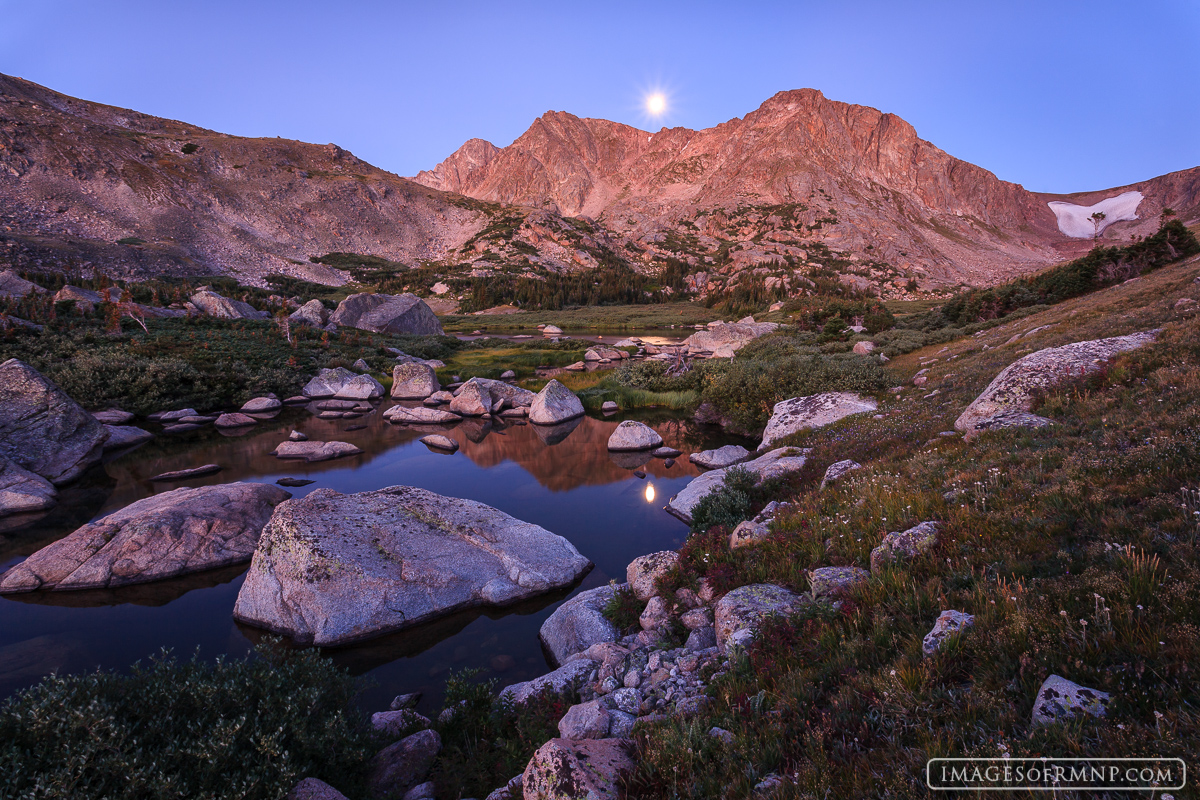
[646, 93, 666, 116]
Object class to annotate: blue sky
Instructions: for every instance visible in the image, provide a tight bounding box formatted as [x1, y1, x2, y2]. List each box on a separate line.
[2, 0, 1197, 192]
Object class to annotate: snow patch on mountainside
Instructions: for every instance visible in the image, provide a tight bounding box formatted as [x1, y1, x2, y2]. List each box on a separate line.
[1048, 191, 1143, 238]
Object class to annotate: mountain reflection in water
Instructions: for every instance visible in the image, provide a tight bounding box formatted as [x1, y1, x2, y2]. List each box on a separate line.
[0, 400, 748, 712]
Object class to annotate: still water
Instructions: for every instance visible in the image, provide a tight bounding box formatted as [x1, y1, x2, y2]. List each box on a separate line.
[0, 401, 744, 714]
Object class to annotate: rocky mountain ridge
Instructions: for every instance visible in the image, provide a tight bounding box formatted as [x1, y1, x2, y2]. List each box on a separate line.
[416, 89, 1200, 296]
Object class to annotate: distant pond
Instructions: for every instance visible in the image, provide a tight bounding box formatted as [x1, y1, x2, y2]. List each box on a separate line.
[0, 400, 747, 714]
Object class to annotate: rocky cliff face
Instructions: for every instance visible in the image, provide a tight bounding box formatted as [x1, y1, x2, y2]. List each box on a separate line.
[416, 89, 1200, 294]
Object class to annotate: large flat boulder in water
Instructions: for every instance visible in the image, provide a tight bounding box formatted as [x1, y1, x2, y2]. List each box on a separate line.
[0, 359, 109, 485]
[667, 447, 808, 524]
[233, 486, 593, 645]
[759, 392, 877, 450]
[328, 292, 444, 336]
[955, 332, 1157, 435]
[0, 482, 291, 593]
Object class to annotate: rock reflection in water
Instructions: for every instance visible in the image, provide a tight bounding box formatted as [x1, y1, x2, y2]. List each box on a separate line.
[0, 399, 749, 711]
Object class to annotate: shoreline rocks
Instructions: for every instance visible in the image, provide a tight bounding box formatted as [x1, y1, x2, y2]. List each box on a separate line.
[233, 486, 593, 645]
[0, 457, 58, 518]
[606, 421, 663, 452]
[539, 584, 619, 666]
[0, 483, 290, 593]
[0, 359, 109, 486]
[667, 447, 807, 524]
[392, 363, 441, 400]
[688, 445, 750, 470]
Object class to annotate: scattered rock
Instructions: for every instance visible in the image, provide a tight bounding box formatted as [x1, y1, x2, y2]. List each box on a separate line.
[639, 596, 669, 630]
[102, 425, 154, 451]
[368, 729, 442, 800]
[288, 299, 329, 328]
[0, 359, 109, 485]
[290, 430, 308, 441]
[91, 409, 135, 425]
[384, 406, 462, 424]
[922, 610, 975, 655]
[329, 293, 444, 336]
[287, 777, 349, 800]
[759, 392, 878, 450]
[870, 521, 940, 573]
[334, 374, 386, 401]
[820, 459, 862, 489]
[709, 727, 735, 746]
[241, 397, 282, 413]
[277, 478, 315, 488]
[808, 566, 868, 599]
[303, 368, 359, 398]
[392, 364, 441, 400]
[0, 457, 57, 517]
[1031, 674, 1111, 727]
[689, 445, 750, 470]
[215, 413, 258, 429]
[499, 659, 598, 705]
[714, 583, 803, 652]
[627, 551, 679, 602]
[0, 483, 290, 593]
[234, 486, 592, 645]
[271, 441, 363, 463]
[0, 270, 45, 299]
[607, 421, 663, 452]
[558, 700, 612, 739]
[680, 607, 712, 630]
[352, 358, 371, 373]
[852, 340, 876, 355]
[539, 584, 619, 666]
[149, 464, 223, 482]
[729, 519, 769, 549]
[521, 738, 636, 800]
[455, 378, 536, 408]
[484, 774, 523, 800]
[683, 320, 778, 355]
[668, 447, 808, 524]
[529, 380, 584, 425]
[403, 782, 435, 800]
[955, 332, 1157, 435]
[541, 325, 563, 335]
[189, 289, 269, 320]
[372, 709, 432, 738]
[564, 361, 585, 371]
[601, 401, 618, 413]
[685, 626, 717, 651]
[501, 369, 516, 379]
[450, 380, 491, 416]
[651, 446, 682, 458]
[391, 692, 422, 711]
[420, 435, 459, 453]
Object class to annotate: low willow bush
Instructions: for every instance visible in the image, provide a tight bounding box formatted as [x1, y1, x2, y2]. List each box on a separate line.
[0, 647, 376, 800]
[429, 670, 574, 800]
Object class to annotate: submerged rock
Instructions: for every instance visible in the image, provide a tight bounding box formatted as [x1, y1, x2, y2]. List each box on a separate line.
[233, 486, 592, 645]
[0, 359, 109, 486]
[0, 483, 290, 593]
[420, 435, 459, 453]
[102, 425, 154, 452]
[91, 409, 135, 425]
[759, 392, 878, 450]
[529, 380, 584, 425]
[955, 332, 1157, 435]
[667, 447, 808, 524]
[271, 441, 363, 463]
[149, 464, 223, 482]
[241, 397, 282, 413]
[384, 406, 462, 424]
[214, 413, 258, 429]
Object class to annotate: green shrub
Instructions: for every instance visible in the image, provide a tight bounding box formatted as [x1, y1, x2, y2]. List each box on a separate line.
[430, 670, 574, 799]
[602, 582, 647, 634]
[611, 360, 700, 393]
[691, 466, 759, 533]
[180, 143, 199, 155]
[0, 645, 375, 800]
